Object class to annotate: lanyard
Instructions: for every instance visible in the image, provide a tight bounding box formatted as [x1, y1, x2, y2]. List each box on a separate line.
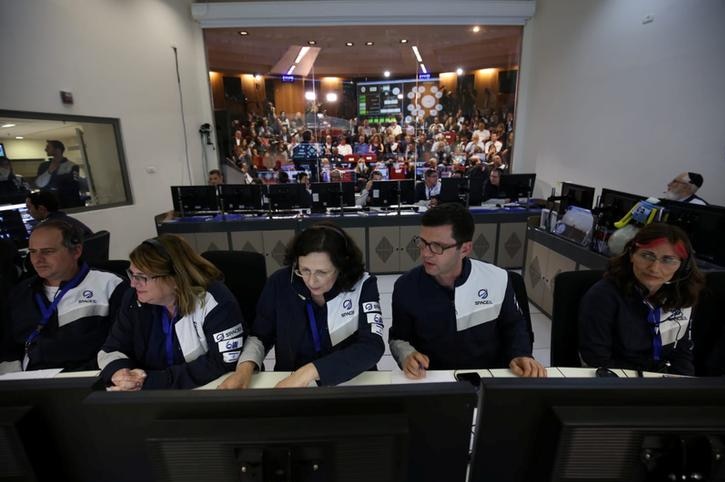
[306, 301, 322, 353]
[160, 308, 177, 367]
[644, 300, 663, 361]
[26, 263, 90, 352]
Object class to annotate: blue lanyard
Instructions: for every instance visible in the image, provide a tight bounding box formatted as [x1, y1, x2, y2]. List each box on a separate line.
[160, 309, 177, 367]
[27, 263, 90, 351]
[306, 301, 322, 353]
[644, 301, 663, 361]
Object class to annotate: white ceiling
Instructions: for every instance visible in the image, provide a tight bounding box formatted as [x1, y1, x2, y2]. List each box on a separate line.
[0, 118, 80, 141]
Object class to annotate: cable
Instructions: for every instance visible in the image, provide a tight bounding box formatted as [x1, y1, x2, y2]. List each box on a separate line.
[172, 46, 193, 185]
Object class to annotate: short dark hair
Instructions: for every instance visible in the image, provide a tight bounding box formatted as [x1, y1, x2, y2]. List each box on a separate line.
[302, 130, 312, 142]
[425, 168, 438, 178]
[284, 221, 365, 291]
[296, 172, 308, 182]
[46, 140, 65, 153]
[27, 190, 60, 212]
[605, 223, 705, 311]
[421, 203, 474, 244]
[32, 219, 83, 248]
[208, 169, 222, 177]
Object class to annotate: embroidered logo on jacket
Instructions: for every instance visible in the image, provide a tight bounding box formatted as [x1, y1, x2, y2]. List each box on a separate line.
[475, 288, 492, 305]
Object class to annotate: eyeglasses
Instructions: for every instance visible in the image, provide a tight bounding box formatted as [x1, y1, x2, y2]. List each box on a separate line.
[294, 267, 337, 282]
[126, 269, 165, 286]
[413, 235, 460, 255]
[634, 250, 682, 268]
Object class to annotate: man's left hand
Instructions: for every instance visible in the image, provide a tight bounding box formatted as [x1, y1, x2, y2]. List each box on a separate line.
[275, 363, 320, 388]
[509, 357, 547, 378]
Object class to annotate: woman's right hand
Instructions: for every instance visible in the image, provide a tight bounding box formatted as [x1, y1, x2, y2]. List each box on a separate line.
[218, 361, 256, 390]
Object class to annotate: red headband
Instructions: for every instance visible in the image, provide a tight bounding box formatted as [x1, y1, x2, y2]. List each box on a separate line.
[635, 237, 688, 259]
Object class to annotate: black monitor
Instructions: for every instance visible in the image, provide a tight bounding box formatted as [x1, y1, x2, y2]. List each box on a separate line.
[310, 182, 355, 211]
[597, 188, 647, 228]
[438, 177, 467, 204]
[0, 203, 34, 249]
[469, 378, 725, 482]
[659, 200, 725, 267]
[559, 182, 595, 214]
[82, 383, 476, 482]
[499, 173, 536, 201]
[170, 186, 219, 215]
[369, 180, 415, 207]
[219, 184, 263, 211]
[267, 183, 306, 210]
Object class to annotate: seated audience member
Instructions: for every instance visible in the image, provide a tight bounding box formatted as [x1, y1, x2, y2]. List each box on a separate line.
[208, 169, 224, 186]
[415, 168, 441, 206]
[329, 169, 343, 183]
[1, 220, 126, 372]
[98, 235, 244, 390]
[482, 168, 505, 202]
[662, 172, 707, 205]
[389, 204, 545, 378]
[26, 190, 93, 238]
[356, 170, 383, 207]
[219, 222, 384, 389]
[336, 136, 353, 157]
[579, 223, 704, 375]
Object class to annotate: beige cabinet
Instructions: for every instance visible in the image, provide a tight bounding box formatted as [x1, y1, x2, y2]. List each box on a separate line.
[497, 222, 527, 268]
[229, 229, 294, 275]
[471, 223, 497, 263]
[173, 232, 229, 254]
[524, 239, 576, 316]
[368, 225, 421, 273]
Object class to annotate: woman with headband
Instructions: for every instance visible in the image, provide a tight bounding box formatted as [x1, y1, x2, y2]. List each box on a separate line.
[578, 223, 705, 375]
[98, 234, 245, 389]
[220, 221, 384, 389]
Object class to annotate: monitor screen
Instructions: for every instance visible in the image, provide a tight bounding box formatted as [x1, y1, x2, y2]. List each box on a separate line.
[0, 202, 36, 249]
[310, 182, 355, 209]
[369, 180, 415, 207]
[320, 168, 357, 184]
[470, 378, 725, 482]
[82, 383, 476, 482]
[268, 183, 306, 210]
[598, 188, 647, 228]
[559, 182, 595, 214]
[170, 186, 219, 214]
[0, 142, 5, 157]
[438, 177, 467, 204]
[257, 171, 279, 184]
[499, 173, 536, 201]
[659, 200, 725, 267]
[219, 184, 263, 211]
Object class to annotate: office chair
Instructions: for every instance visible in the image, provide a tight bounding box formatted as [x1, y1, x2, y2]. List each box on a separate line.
[507, 270, 534, 349]
[90, 259, 130, 280]
[201, 250, 267, 329]
[82, 230, 110, 265]
[550, 270, 605, 367]
[692, 271, 725, 376]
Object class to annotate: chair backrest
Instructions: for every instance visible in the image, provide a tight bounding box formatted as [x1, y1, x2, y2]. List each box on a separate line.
[201, 250, 267, 329]
[507, 270, 534, 350]
[90, 259, 130, 280]
[82, 230, 110, 264]
[551, 269, 605, 367]
[692, 271, 725, 376]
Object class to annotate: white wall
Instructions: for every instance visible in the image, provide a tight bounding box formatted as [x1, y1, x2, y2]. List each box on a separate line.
[515, 0, 725, 205]
[0, 0, 215, 258]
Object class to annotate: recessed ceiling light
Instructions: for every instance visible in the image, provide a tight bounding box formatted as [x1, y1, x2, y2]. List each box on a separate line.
[456, 67, 464, 75]
[15, 136, 23, 140]
[383, 70, 391, 78]
[345, 42, 354, 47]
[1, 123, 15, 128]
[307, 40, 316, 45]
[365, 41, 374, 46]
[239, 31, 249, 36]
[472, 26, 480, 33]
[326, 92, 338, 102]
[400, 39, 408, 44]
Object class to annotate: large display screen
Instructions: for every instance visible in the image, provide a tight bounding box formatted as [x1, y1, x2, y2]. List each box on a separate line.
[357, 78, 441, 123]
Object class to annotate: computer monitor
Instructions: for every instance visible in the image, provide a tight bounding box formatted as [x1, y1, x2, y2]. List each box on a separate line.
[0, 202, 36, 249]
[438, 177, 467, 204]
[499, 173, 536, 201]
[369, 180, 415, 207]
[219, 184, 263, 212]
[659, 200, 725, 267]
[82, 383, 477, 482]
[170, 186, 219, 215]
[0, 142, 5, 157]
[267, 183, 306, 210]
[597, 188, 647, 228]
[310, 182, 355, 211]
[257, 171, 278, 184]
[320, 168, 357, 184]
[559, 182, 595, 214]
[469, 378, 725, 482]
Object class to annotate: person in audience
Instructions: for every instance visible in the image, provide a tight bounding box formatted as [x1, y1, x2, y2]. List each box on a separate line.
[579, 223, 704, 375]
[354, 134, 369, 155]
[219, 222, 384, 389]
[336, 136, 353, 157]
[98, 234, 245, 390]
[0, 220, 126, 373]
[389, 204, 545, 378]
[356, 170, 383, 207]
[329, 169, 343, 183]
[415, 168, 441, 206]
[35, 140, 84, 208]
[26, 190, 93, 238]
[208, 169, 224, 186]
[662, 172, 707, 205]
[483, 132, 502, 156]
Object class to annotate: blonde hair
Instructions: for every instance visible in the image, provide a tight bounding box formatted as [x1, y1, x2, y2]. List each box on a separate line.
[129, 234, 222, 316]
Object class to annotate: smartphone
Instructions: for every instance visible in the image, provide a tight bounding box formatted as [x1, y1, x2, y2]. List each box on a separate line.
[455, 371, 482, 387]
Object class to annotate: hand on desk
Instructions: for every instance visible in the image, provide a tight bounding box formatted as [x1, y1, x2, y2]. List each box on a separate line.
[403, 351, 430, 379]
[509, 357, 547, 378]
[275, 363, 319, 388]
[108, 368, 146, 391]
[218, 361, 256, 390]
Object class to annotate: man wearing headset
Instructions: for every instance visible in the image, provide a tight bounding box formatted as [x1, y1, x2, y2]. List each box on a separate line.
[0, 220, 126, 373]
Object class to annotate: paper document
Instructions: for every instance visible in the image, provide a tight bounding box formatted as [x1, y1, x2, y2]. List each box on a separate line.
[0, 368, 63, 381]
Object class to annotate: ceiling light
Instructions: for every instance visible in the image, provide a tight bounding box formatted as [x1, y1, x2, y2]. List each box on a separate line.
[472, 26, 480, 33]
[400, 39, 408, 44]
[239, 31, 249, 36]
[365, 41, 374, 46]
[419, 63, 428, 74]
[412, 46, 423, 63]
[383, 70, 391, 78]
[286, 65, 296, 75]
[15, 136, 23, 140]
[307, 40, 316, 45]
[294, 46, 310, 64]
[456, 67, 464, 75]
[305, 91, 316, 101]
[1, 123, 15, 128]
[345, 42, 354, 47]
[326, 92, 338, 102]
[253, 74, 261, 80]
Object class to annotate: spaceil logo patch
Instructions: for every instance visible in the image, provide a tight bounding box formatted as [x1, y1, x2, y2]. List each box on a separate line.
[475, 288, 492, 305]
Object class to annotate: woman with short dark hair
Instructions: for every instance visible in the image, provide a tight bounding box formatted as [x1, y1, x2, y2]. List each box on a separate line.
[220, 222, 384, 389]
[578, 223, 705, 375]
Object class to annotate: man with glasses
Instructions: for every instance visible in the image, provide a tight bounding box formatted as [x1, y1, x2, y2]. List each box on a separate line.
[389, 203, 546, 378]
[0, 220, 126, 373]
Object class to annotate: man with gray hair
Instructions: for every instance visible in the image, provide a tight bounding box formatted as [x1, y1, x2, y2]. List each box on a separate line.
[663, 172, 707, 205]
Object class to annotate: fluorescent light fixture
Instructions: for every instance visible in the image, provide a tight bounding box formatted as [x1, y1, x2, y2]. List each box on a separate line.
[456, 67, 463, 75]
[326, 92, 338, 102]
[419, 63, 428, 74]
[294, 46, 310, 64]
[1, 123, 15, 128]
[286, 65, 296, 75]
[412, 46, 423, 62]
[383, 70, 391, 78]
[15, 136, 23, 140]
[305, 91, 316, 101]
[365, 41, 374, 46]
